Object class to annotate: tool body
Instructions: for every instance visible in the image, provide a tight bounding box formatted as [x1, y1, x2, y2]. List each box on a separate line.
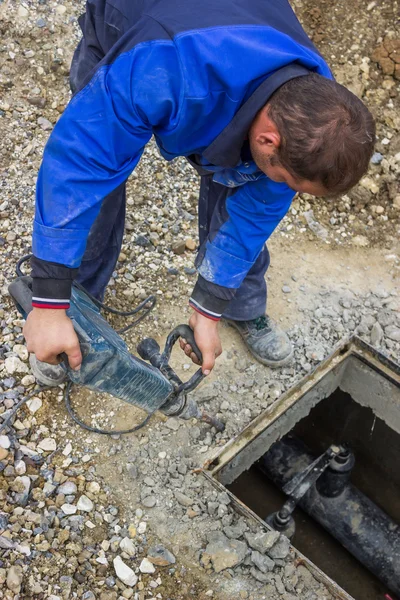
[9, 276, 224, 431]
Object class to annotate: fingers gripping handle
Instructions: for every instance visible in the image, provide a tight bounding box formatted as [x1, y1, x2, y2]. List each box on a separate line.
[163, 325, 205, 394]
[164, 324, 203, 364]
[138, 325, 205, 394]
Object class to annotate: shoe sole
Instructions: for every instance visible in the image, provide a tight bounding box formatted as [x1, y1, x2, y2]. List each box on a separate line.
[225, 320, 294, 368]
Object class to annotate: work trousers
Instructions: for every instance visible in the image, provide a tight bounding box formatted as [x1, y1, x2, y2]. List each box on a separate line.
[70, 31, 269, 320]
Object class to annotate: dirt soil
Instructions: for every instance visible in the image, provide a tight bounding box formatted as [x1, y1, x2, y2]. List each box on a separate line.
[0, 0, 399, 599]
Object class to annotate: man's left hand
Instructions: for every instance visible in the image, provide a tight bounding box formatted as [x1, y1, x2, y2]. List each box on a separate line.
[179, 311, 222, 374]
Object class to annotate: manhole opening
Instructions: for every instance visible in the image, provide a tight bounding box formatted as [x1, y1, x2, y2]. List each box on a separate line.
[211, 347, 400, 600]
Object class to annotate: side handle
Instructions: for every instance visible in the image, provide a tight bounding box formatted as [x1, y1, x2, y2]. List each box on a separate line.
[8, 276, 34, 318]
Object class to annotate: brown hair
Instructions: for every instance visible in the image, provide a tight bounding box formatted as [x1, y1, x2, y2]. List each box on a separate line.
[266, 73, 376, 195]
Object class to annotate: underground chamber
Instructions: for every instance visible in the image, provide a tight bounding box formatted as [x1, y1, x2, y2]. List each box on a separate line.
[206, 338, 400, 600]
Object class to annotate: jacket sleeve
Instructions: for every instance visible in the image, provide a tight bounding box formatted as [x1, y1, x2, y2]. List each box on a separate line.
[189, 176, 295, 319]
[31, 40, 182, 308]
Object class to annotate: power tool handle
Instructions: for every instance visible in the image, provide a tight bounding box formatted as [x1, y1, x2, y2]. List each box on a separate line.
[164, 324, 202, 364]
[8, 276, 34, 317]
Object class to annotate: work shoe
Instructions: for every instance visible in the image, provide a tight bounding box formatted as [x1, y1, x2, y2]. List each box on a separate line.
[225, 315, 293, 368]
[29, 354, 67, 387]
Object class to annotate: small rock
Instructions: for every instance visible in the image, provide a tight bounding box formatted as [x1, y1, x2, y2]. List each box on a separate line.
[172, 240, 187, 255]
[370, 322, 384, 345]
[148, 545, 176, 566]
[14, 460, 26, 475]
[201, 532, 247, 573]
[0, 448, 9, 461]
[21, 374, 36, 387]
[86, 481, 100, 494]
[0, 435, 11, 449]
[282, 285, 291, 294]
[120, 537, 136, 557]
[113, 556, 138, 587]
[139, 558, 156, 574]
[251, 550, 275, 573]
[385, 325, 400, 342]
[12, 475, 31, 505]
[6, 565, 23, 593]
[58, 481, 77, 495]
[26, 397, 42, 414]
[77, 495, 94, 512]
[174, 491, 194, 507]
[371, 152, 383, 165]
[18, 6, 29, 17]
[0, 536, 15, 550]
[62, 442, 73, 456]
[4, 356, 28, 375]
[138, 521, 147, 534]
[142, 496, 156, 508]
[37, 117, 53, 131]
[13, 344, 28, 361]
[185, 238, 197, 251]
[27, 97, 47, 108]
[38, 438, 57, 452]
[268, 535, 291, 560]
[244, 530, 279, 554]
[165, 418, 180, 431]
[61, 504, 77, 515]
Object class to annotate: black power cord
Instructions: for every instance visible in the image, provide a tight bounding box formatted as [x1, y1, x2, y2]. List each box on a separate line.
[8, 254, 158, 436]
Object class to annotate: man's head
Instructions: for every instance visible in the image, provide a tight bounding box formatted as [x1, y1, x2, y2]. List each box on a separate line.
[248, 73, 376, 196]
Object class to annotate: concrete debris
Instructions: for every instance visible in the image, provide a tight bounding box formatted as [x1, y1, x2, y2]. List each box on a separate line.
[251, 550, 275, 573]
[245, 530, 280, 554]
[267, 535, 291, 560]
[201, 532, 248, 573]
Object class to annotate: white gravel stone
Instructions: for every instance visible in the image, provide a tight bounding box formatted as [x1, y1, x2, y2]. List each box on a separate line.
[86, 481, 100, 494]
[62, 442, 73, 456]
[138, 522, 147, 534]
[21, 374, 36, 386]
[139, 558, 156, 574]
[120, 537, 136, 557]
[61, 504, 77, 515]
[0, 435, 11, 449]
[77, 495, 94, 512]
[38, 438, 57, 451]
[26, 397, 42, 414]
[4, 356, 29, 375]
[14, 460, 26, 475]
[113, 556, 138, 586]
[13, 344, 28, 361]
[58, 481, 77, 495]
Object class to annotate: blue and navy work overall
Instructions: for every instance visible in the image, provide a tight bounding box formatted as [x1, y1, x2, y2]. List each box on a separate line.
[31, 0, 331, 320]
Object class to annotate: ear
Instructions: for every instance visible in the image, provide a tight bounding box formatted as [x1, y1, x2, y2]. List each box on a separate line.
[253, 113, 281, 151]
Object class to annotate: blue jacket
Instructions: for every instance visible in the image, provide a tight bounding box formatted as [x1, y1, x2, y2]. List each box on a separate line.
[32, 0, 331, 313]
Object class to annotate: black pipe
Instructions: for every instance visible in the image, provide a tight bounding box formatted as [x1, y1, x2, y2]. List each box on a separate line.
[259, 435, 400, 597]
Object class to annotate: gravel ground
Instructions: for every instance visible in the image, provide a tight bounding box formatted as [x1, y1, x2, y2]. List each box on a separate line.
[0, 1, 399, 599]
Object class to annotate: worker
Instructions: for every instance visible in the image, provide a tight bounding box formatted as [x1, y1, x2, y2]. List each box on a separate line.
[24, 0, 375, 379]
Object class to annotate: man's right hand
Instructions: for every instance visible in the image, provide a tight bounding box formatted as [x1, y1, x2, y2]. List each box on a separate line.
[24, 308, 82, 370]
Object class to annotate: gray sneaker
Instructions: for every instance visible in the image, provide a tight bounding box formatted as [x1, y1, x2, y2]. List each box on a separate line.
[29, 354, 67, 387]
[225, 315, 293, 367]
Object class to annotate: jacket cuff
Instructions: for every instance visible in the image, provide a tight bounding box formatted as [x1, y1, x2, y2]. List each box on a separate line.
[189, 276, 237, 321]
[31, 256, 78, 309]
